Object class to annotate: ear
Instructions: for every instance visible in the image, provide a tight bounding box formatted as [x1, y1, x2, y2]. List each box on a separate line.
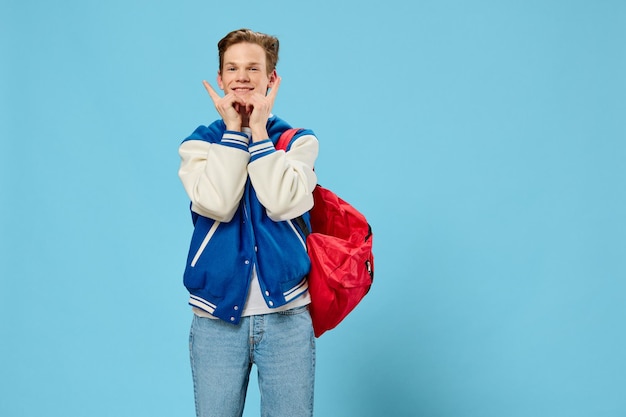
[217, 71, 224, 90]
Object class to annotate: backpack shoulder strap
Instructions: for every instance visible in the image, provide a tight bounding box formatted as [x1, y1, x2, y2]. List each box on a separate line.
[275, 128, 302, 151]
[276, 128, 311, 237]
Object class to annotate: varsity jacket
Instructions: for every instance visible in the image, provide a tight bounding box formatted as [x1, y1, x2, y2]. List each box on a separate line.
[178, 115, 318, 324]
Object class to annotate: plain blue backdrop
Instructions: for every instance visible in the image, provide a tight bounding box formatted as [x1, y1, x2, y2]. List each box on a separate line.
[2, 0, 625, 416]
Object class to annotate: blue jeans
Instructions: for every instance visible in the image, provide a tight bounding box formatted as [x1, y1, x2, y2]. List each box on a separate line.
[189, 305, 316, 417]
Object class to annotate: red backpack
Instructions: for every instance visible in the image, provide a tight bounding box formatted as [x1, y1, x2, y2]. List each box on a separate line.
[276, 129, 374, 337]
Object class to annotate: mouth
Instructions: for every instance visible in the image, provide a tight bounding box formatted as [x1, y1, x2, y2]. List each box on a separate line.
[232, 87, 254, 95]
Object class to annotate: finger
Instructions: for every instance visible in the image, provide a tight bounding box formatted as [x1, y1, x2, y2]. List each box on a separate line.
[231, 96, 248, 112]
[202, 80, 222, 104]
[266, 76, 281, 107]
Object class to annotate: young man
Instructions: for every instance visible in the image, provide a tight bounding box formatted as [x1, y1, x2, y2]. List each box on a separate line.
[178, 29, 318, 417]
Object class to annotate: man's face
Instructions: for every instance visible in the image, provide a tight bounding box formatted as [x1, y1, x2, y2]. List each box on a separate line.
[218, 42, 276, 98]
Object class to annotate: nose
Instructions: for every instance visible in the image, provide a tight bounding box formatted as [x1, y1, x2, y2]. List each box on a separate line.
[236, 68, 249, 81]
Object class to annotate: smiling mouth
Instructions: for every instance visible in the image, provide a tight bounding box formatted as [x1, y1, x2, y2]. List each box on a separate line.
[232, 87, 253, 94]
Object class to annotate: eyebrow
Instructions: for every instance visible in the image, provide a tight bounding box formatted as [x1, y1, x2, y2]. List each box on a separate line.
[223, 61, 262, 66]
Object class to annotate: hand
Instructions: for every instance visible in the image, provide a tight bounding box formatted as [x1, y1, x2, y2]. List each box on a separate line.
[245, 76, 281, 141]
[202, 80, 247, 131]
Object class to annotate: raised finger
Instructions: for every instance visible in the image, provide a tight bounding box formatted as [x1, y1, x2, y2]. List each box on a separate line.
[202, 80, 222, 105]
[266, 76, 281, 107]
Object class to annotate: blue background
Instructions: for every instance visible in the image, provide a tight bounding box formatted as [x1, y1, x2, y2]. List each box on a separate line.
[2, 0, 625, 416]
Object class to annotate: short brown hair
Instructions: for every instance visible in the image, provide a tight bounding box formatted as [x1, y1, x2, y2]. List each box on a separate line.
[218, 28, 279, 74]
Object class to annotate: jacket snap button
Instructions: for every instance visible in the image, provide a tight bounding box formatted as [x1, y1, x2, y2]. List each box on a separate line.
[268, 301, 274, 307]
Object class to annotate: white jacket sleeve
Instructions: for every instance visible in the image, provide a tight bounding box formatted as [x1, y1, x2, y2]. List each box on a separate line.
[247, 133, 319, 221]
[178, 136, 250, 222]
